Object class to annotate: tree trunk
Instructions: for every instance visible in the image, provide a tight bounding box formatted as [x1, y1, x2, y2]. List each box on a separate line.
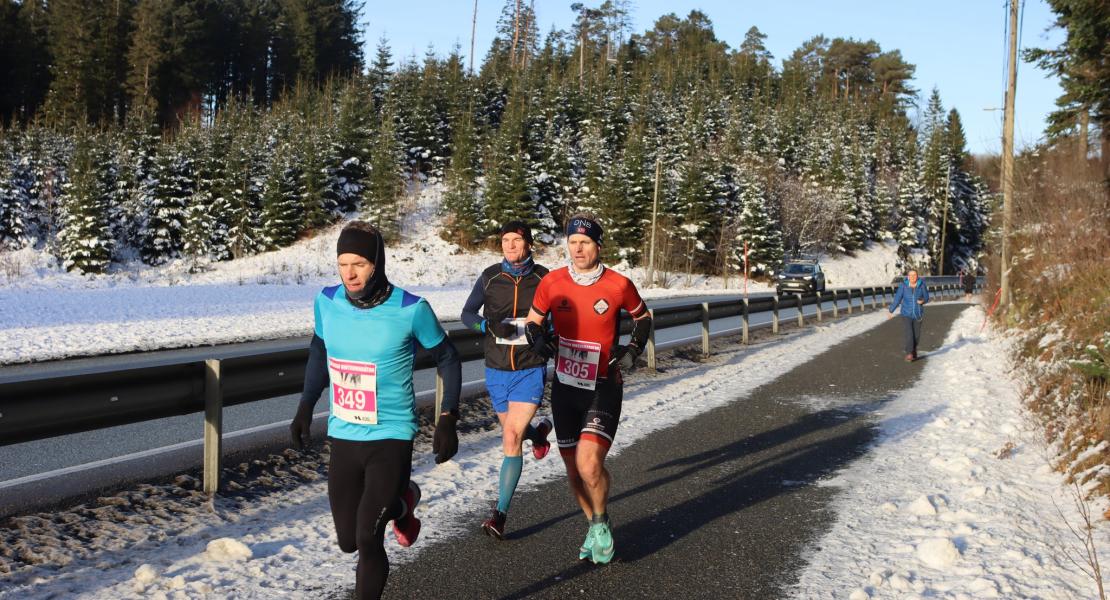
[1078, 107, 1089, 164]
[511, 0, 521, 68]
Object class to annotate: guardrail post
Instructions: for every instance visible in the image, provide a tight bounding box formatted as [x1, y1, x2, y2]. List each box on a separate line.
[795, 293, 804, 327]
[646, 308, 657, 371]
[857, 288, 866, 311]
[815, 292, 824, 322]
[832, 290, 840, 318]
[741, 298, 750, 344]
[434, 371, 444, 425]
[700, 302, 710, 359]
[204, 359, 222, 495]
[870, 287, 878, 310]
[772, 295, 780, 333]
[845, 290, 853, 314]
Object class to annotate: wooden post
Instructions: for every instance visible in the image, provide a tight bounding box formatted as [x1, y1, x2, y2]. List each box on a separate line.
[795, 293, 804, 327]
[1000, 0, 1018, 308]
[870, 287, 878, 310]
[646, 158, 661, 287]
[846, 289, 854, 314]
[832, 290, 840, 318]
[645, 309, 657, 371]
[701, 302, 710, 358]
[815, 292, 824, 322]
[772, 295, 780, 334]
[204, 359, 222, 495]
[741, 298, 750, 344]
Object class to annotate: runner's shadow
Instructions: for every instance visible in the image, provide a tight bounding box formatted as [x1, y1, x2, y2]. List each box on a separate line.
[505, 408, 857, 542]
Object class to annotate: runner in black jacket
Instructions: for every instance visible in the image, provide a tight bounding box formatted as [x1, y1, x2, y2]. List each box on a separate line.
[460, 221, 552, 539]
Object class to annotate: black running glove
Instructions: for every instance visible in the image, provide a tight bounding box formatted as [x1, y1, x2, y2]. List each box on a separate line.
[432, 412, 459, 464]
[608, 344, 640, 372]
[486, 315, 518, 339]
[290, 401, 315, 450]
[525, 322, 558, 359]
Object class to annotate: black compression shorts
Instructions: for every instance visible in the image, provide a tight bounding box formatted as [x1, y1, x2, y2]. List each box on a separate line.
[551, 377, 623, 453]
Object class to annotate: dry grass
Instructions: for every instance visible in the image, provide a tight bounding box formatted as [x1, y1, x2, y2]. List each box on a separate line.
[982, 144, 1110, 502]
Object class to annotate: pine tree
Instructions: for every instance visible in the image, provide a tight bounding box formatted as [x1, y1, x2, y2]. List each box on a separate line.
[482, 95, 534, 238]
[364, 101, 405, 236]
[0, 134, 34, 249]
[57, 130, 112, 273]
[140, 136, 190, 264]
[332, 77, 374, 213]
[734, 166, 782, 274]
[260, 139, 303, 249]
[440, 109, 484, 247]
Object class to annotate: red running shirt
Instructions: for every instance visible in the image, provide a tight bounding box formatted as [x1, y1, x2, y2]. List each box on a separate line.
[530, 267, 648, 379]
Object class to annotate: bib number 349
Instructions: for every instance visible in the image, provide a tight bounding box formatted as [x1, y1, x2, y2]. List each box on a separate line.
[556, 338, 602, 391]
[329, 357, 378, 425]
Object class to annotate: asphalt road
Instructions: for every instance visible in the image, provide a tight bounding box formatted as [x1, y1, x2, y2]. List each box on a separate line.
[360, 304, 970, 599]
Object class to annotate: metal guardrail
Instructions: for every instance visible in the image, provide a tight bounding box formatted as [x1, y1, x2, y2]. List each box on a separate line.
[0, 280, 980, 492]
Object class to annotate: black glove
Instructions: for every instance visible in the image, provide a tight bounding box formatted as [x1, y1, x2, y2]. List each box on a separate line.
[486, 316, 518, 339]
[432, 412, 459, 464]
[525, 322, 558, 359]
[608, 344, 640, 372]
[290, 401, 315, 450]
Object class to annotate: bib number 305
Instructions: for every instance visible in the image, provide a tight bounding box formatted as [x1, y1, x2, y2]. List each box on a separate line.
[556, 338, 602, 391]
[329, 357, 378, 425]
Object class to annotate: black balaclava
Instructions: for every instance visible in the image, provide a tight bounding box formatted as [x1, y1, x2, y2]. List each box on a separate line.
[336, 225, 392, 309]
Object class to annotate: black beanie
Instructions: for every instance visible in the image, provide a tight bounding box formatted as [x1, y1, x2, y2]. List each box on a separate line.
[336, 223, 390, 307]
[566, 216, 603, 245]
[336, 226, 382, 264]
[499, 220, 533, 245]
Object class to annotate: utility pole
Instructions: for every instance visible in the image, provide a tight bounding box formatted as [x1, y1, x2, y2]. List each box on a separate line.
[469, 0, 478, 75]
[646, 158, 661, 287]
[1000, 0, 1019, 308]
[937, 162, 951, 276]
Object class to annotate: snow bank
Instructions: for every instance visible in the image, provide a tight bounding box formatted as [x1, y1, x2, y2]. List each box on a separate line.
[792, 307, 1108, 599]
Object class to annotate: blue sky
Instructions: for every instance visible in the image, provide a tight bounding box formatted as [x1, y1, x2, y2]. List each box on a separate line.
[360, 1, 1065, 156]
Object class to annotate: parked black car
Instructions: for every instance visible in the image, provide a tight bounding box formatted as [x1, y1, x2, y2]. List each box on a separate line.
[776, 259, 826, 296]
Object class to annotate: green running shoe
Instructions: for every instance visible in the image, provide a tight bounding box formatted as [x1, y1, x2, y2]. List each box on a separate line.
[590, 521, 615, 564]
[578, 525, 596, 561]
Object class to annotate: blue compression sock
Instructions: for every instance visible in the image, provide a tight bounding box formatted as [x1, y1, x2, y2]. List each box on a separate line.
[497, 455, 524, 513]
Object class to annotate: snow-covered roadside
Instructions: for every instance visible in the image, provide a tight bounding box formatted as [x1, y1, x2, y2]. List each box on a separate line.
[0, 185, 905, 365]
[0, 308, 891, 599]
[792, 307, 1109, 599]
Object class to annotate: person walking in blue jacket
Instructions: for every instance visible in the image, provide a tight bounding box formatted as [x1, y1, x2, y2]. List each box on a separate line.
[887, 269, 930, 361]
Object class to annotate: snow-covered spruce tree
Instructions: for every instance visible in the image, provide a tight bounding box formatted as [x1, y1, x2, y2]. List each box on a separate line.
[0, 134, 35, 250]
[531, 113, 578, 236]
[482, 94, 534, 239]
[440, 109, 485, 247]
[332, 77, 374, 214]
[140, 135, 191, 265]
[113, 111, 161, 259]
[218, 103, 265, 260]
[296, 111, 340, 232]
[28, 128, 71, 246]
[734, 165, 783, 275]
[364, 100, 406, 236]
[260, 139, 304, 250]
[57, 130, 112, 274]
[181, 124, 218, 272]
[894, 161, 927, 271]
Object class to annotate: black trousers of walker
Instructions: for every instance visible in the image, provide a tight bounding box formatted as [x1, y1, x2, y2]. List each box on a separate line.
[328, 437, 413, 600]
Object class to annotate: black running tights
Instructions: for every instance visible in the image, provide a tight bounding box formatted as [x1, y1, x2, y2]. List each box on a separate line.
[328, 437, 413, 600]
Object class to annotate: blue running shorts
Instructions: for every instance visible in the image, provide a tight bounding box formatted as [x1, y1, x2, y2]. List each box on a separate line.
[485, 366, 546, 413]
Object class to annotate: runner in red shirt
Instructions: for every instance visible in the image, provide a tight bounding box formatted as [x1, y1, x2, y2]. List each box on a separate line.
[525, 212, 652, 564]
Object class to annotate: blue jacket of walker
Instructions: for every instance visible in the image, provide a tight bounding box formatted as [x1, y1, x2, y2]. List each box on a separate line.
[889, 279, 929, 320]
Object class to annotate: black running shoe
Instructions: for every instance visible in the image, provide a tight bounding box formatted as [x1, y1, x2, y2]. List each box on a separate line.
[481, 509, 507, 540]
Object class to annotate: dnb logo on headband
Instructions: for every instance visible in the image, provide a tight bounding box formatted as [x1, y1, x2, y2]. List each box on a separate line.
[567, 217, 603, 244]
